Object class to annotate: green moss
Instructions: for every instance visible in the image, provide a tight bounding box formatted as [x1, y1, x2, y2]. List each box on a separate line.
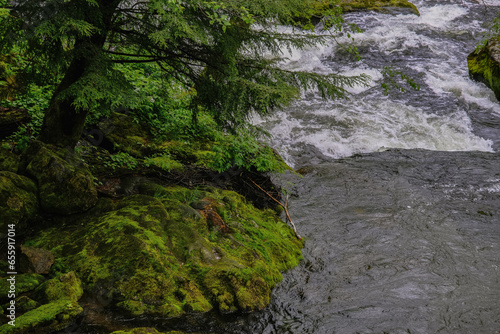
[0, 300, 83, 334]
[156, 140, 217, 168]
[22, 141, 97, 215]
[0, 171, 38, 236]
[144, 154, 184, 172]
[24, 184, 303, 318]
[32, 272, 83, 303]
[0, 147, 19, 173]
[0, 274, 45, 302]
[340, 0, 419, 15]
[468, 37, 500, 101]
[15, 296, 39, 313]
[100, 112, 152, 158]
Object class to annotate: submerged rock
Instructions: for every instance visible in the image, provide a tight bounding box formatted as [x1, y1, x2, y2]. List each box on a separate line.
[468, 37, 500, 101]
[24, 184, 303, 322]
[21, 141, 97, 215]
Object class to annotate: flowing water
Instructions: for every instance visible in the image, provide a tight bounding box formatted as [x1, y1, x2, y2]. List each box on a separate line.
[192, 1, 500, 333]
[62, 1, 500, 333]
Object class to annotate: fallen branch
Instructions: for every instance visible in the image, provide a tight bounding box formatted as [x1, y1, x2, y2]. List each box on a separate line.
[249, 178, 302, 240]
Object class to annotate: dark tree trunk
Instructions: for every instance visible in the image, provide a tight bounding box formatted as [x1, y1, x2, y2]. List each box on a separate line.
[38, 0, 120, 149]
[38, 55, 90, 148]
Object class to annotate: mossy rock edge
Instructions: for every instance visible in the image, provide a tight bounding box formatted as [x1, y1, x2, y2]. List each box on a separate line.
[340, 0, 419, 16]
[468, 37, 500, 102]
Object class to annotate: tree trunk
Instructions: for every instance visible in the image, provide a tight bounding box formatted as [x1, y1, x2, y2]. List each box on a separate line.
[38, 55, 90, 148]
[38, 0, 120, 149]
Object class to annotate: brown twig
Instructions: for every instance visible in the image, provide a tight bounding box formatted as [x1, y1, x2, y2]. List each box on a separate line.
[249, 178, 302, 240]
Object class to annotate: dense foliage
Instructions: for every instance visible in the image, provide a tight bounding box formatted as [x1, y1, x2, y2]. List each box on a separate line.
[0, 0, 369, 171]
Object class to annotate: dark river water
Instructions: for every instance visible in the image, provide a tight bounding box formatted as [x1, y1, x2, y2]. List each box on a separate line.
[210, 1, 500, 333]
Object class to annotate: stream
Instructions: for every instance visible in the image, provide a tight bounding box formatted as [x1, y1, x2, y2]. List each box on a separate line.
[197, 1, 500, 333]
[60, 1, 500, 333]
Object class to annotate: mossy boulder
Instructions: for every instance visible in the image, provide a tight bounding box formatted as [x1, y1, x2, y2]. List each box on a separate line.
[99, 112, 152, 157]
[0, 272, 83, 334]
[468, 37, 500, 101]
[340, 0, 419, 15]
[0, 171, 38, 237]
[21, 141, 97, 215]
[0, 147, 19, 172]
[32, 271, 83, 304]
[24, 183, 303, 319]
[15, 296, 39, 313]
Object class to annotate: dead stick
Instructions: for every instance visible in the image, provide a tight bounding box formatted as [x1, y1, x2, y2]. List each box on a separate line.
[249, 178, 302, 240]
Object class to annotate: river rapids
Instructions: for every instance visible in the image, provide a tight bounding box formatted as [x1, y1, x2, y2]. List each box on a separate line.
[204, 1, 500, 333]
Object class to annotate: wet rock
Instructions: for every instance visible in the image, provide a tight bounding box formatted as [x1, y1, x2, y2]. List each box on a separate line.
[0, 171, 38, 237]
[21, 141, 97, 215]
[468, 37, 500, 101]
[0, 107, 31, 140]
[19, 246, 54, 274]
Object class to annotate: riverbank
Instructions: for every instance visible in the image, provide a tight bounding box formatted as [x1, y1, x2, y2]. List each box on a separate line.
[0, 111, 303, 333]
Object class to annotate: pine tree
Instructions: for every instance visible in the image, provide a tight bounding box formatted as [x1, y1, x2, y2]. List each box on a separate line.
[0, 0, 368, 148]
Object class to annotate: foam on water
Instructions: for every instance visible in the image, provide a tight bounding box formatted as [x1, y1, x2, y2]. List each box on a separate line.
[417, 4, 468, 28]
[258, 100, 492, 165]
[257, 1, 499, 165]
